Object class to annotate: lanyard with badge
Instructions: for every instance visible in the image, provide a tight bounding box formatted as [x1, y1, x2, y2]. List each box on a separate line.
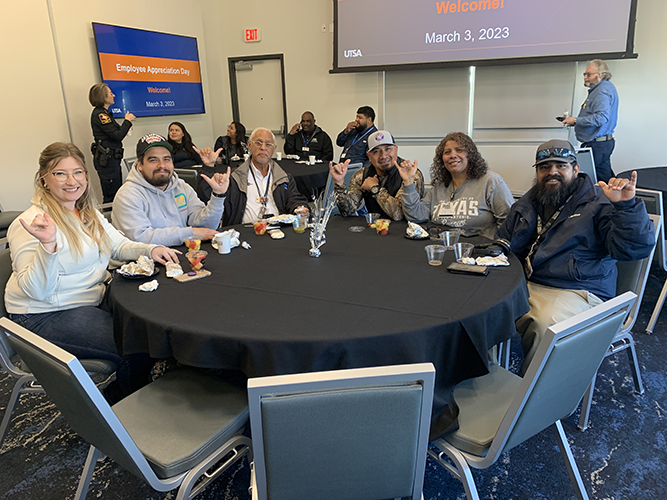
[524, 194, 573, 278]
[300, 131, 315, 152]
[249, 166, 271, 219]
[341, 126, 375, 158]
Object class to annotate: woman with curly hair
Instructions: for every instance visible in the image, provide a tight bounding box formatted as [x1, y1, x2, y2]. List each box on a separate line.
[400, 132, 514, 239]
[168, 122, 202, 169]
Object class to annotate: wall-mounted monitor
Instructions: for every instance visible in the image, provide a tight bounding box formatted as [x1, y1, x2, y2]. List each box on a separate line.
[332, 0, 638, 73]
[92, 22, 205, 117]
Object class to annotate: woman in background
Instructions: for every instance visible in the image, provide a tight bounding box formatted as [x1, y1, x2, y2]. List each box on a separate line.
[89, 83, 135, 203]
[214, 122, 248, 165]
[168, 121, 202, 169]
[6, 142, 179, 400]
[400, 132, 514, 240]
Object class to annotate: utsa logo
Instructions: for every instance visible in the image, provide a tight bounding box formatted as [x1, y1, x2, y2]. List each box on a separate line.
[344, 49, 363, 58]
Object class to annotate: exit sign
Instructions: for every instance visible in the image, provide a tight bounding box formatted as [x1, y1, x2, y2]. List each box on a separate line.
[245, 28, 261, 42]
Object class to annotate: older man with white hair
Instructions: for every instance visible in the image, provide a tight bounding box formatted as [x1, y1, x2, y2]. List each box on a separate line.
[221, 127, 309, 227]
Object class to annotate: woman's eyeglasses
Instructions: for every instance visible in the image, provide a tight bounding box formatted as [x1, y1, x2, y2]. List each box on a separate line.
[50, 170, 87, 182]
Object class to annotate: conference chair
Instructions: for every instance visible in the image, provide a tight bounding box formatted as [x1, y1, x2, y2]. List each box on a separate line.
[429, 292, 636, 500]
[0, 248, 117, 450]
[0, 316, 251, 500]
[634, 188, 667, 333]
[122, 156, 137, 182]
[322, 162, 363, 216]
[577, 214, 660, 430]
[247, 363, 435, 500]
[174, 168, 198, 191]
[575, 148, 597, 184]
[0, 201, 20, 249]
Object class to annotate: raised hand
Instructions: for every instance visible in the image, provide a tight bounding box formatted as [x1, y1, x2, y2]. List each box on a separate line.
[329, 159, 350, 185]
[200, 166, 231, 196]
[194, 146, 223, 167]
[289, 123, 300, 135]
[397, 159, 418, 185]
[598, 171, 637, 203]
[19, 212, 57, 246]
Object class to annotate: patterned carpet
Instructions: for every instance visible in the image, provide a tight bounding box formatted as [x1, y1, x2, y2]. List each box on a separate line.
[1, 265, 666, 500]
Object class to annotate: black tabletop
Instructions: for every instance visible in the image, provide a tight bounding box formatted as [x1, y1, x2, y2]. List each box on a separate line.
[198, 158, 328, 200]
[109, 217, 529, 437]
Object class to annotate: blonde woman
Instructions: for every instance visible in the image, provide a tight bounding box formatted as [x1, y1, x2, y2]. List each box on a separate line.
[5, 143, 179, 399]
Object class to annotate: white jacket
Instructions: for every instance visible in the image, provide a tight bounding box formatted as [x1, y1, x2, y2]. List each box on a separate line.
[5, 204, 155, 314]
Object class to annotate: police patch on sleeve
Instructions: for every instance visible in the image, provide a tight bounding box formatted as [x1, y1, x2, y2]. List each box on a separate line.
[99, 113, 112, 125]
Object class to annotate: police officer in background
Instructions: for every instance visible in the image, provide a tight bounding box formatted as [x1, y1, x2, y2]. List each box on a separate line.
[89, 83, 136, 203]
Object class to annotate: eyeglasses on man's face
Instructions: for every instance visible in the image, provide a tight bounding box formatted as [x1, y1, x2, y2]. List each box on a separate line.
[583, 72, 599, 77]
[249, 140, 276, 149]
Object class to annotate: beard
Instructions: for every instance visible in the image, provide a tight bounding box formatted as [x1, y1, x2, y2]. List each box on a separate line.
[355, 122, 367, 134]
[532, 173, 579, 207]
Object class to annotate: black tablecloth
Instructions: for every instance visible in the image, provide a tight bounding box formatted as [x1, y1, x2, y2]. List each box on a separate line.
[197, 158, 328, 200]
[109, 217, 529, 437]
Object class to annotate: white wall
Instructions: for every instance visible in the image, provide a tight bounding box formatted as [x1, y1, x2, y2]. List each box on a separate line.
[1, 0, 665, 211]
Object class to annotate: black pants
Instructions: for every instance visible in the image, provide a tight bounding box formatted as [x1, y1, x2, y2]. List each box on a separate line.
[94, 157, 123, 203]
[581, 138, 615, 184]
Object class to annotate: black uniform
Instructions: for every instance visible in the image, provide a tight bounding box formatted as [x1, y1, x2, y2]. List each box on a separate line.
[284, 126, 334, 161]
[90, 106, 132, 203]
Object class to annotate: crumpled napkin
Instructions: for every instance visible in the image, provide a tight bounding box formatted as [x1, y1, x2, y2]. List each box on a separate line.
[406, 222, 429, 239]
[138, 279, 159, 292]
[475, 254, 510, 267]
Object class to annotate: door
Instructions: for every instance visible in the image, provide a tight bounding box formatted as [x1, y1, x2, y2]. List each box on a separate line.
[229, 54, 287, 148]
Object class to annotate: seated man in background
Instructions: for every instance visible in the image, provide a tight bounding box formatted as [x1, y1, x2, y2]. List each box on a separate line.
[336, 106, 377, 164]
[284, 111, 333, 161]
[113, 133, 230, 246]
[496, 139, 655, 375]
[330, 130, 424, 220]
[221, 127, 309, 226]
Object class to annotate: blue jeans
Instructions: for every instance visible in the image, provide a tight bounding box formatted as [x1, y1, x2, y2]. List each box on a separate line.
[9, 300, 153, 396]
[582, 138, 615, 184]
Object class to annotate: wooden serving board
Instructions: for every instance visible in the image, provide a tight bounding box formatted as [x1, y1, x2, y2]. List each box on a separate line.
[174, 270, 211, 282]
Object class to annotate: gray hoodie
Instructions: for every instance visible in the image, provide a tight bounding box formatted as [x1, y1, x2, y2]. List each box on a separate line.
[112, 166, 224, 246]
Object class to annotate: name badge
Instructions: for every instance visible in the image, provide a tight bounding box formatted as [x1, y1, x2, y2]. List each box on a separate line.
[302, 146, 310, 152]
[437, 202, 455, 217]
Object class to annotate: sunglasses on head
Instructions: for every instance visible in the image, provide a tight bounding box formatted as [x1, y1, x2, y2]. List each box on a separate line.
[536, 148, 575, 161]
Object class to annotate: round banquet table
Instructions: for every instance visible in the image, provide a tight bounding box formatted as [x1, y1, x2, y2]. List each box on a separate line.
[197, 158, 329, 201]
[109, 217, 529, 437]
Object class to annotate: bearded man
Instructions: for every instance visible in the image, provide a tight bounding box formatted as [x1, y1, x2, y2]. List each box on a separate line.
[336, 106, 377, 164]
[496, 139, 655, 375]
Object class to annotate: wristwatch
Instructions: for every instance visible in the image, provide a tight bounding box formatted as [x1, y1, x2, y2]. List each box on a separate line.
[211, 191, 226, 198]
[370, 185, 380, 196]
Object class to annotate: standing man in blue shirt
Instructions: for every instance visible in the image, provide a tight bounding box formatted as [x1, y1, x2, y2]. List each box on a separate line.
[336, 106, 377, 165]
[562, 59, 619, 183]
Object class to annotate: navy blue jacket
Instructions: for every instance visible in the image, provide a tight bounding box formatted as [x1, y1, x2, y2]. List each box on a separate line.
[496, 174, 655, 300]
[336, 125, 377, 164]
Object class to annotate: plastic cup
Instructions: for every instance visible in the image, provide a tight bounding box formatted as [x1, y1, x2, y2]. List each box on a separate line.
[183, 237, 201, 251]
[292, 214, 308, 233]
[253, 220, 268, 235]
[375, 219, 391, 235]
[215, 233, 232, 254]
[453, 242, 474, 263]
[365, 212, 380, 228]
[441, 230, 460, 249]
[186, 250, 207, 271]
[425, 245, 446, 266]
[309, 155, 316, 165]
[276, 152, 282, 160]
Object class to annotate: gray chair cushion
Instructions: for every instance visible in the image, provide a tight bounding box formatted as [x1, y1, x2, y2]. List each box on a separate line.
[112, 368, 249, 478]
[260, 383, 423, 500]
[445, 364, 522, 456]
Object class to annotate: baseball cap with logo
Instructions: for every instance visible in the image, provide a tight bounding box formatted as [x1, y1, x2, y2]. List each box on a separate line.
[534, 139, 577, 167]
[367, 130, 396, 152]
[136, 133, 173, 158]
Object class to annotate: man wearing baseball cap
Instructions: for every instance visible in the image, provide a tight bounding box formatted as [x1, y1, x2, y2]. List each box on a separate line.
[497, 139, 655, 375]
[112, 133, 230, 246]
[330, 130, 424, 220]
